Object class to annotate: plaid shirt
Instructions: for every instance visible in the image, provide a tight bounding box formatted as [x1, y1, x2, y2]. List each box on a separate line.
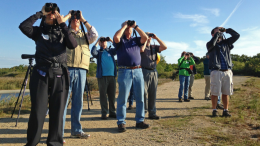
[219, 44, 228, 70]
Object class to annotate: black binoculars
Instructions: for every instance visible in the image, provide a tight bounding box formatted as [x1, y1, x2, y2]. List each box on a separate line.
[45, 3, 59, 14]
[127, 20, 135, 26]
[100, 37, 110, 42]
[71, 10, 81, 20]
[219, 28, 226, 32]
[148, 33, 154, 37]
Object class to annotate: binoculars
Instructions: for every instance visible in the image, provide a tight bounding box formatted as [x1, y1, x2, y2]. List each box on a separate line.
[127, 20, 135, 26]
[45, 3, 59, 14]
[71, 10, 81, 20]
[100, 37, 110, 42]
[219, 28, 226, 32]
[148, 33, 154, 37]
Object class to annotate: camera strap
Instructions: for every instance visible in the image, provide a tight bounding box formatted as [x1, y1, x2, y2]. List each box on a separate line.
[80, 22, 89, 46]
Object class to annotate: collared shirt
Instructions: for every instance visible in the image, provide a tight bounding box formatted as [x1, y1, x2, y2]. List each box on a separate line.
[70, 26, 98, 44]
[101, 49, 115, 76]
[141, 45, 160, 69]
[218, 43, 228, 70]
[113, 36, 142, 66]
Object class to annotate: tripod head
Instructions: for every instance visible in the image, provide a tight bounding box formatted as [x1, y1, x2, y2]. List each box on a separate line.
[21, 54, 35, 65]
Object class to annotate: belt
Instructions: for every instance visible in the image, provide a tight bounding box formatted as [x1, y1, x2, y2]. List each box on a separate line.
[118, 65, 141, 69]
[142, 67, 154, 70]
[219, 69, 228, 72]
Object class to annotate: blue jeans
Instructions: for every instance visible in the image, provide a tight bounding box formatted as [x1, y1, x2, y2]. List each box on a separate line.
[117, 68, 145, 125]
[63, 67, 86, 136]
[178, 75, 190, 100]
[128, 85, 134, 106]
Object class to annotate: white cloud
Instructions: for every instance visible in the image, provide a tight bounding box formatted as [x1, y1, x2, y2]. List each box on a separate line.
[242, 27, 258, 32]
[197, 26, 212, 34]
[232, 28, 260, 56]
[174, 13, 208, 27]
[202, 8, 220, 16]
[194, 40, 207, 49]
[164, 41, 189, 50]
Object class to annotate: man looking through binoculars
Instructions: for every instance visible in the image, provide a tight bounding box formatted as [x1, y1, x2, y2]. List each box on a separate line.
[113, 20, 149, 132]
[62, 10, 98, 141]
[91, 37, 117, 120]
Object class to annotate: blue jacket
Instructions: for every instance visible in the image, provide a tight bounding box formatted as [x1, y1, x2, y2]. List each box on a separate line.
[91, 46, 117, 78]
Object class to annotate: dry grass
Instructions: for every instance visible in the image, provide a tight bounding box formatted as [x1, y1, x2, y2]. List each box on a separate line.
[194, 77, 260, 145]
[0, 77, 29, 90]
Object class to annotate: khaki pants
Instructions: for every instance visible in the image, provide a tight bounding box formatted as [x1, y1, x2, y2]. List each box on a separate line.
[204, 75, 210, 97]
[210, 70, 233, 96]
[188, 74, 195, 97]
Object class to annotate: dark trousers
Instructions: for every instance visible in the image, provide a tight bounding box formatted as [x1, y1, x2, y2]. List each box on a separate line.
[98, 76, 116, 116]
[26, 68, 68, 146]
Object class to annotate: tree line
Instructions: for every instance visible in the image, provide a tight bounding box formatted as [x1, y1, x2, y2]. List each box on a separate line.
[0, 53, 259, 78]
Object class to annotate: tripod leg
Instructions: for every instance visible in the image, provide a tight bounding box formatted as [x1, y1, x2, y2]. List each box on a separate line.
[15, 67, 31, 127]
[11, 67, 30, 118]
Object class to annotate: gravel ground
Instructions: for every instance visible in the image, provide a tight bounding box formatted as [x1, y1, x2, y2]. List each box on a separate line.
[0, 76, 249, 146]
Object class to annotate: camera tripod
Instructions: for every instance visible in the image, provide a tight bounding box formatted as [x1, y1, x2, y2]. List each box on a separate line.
[11, 54, 35, 127]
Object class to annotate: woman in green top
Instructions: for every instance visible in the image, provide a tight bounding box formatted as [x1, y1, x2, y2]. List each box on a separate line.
[178, 51, 195, 102]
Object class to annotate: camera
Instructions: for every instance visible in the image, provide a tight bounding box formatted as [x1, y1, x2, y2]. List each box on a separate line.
[71, 10, 81, 20]
[100, 37, 110, 42]
[127, 20, 135, 27]
[45, 3, 59, 14]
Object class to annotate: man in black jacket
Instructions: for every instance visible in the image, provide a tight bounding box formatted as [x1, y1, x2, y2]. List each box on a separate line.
[206, 27, 240, 117]
[19, 3, 77, 146]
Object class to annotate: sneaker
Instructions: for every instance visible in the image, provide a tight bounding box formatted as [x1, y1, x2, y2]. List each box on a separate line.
[136, 122, 150, 129]
[216, 104, 224, 109]
[70, 132, 90, 139]
[184, 99, 190, 102]
[127, 105, 133, 110]
[205, 97, 211, 100]
[101, 115, 107, 120]
[148, 115, 161, 120]
[108, 114, 116, 118]
[179, 98, 182, 102]
[212, 110, 218, 117]
[188, 97, 194, 99]
[222, 110, 231, 117]
[118, 124, 126, 132]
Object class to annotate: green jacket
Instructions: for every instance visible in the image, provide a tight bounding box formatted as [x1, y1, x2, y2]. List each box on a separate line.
[178, 56, 195, 76]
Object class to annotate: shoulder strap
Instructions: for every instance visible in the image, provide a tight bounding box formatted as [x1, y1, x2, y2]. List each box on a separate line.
[178, 59, 185, 69]
[80, 22, 89, 46]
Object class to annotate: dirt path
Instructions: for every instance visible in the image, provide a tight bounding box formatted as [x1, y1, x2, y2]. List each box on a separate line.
[0, 76, 249, 146]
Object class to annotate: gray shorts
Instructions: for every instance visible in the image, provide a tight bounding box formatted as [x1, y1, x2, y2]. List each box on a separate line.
[210, 69, 233, 96]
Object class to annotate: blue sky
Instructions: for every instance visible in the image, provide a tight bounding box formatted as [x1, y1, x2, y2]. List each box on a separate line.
[0, 0, 259, 68]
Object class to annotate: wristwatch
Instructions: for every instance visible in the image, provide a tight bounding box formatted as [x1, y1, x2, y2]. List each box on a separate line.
[134, 25, 139, 29]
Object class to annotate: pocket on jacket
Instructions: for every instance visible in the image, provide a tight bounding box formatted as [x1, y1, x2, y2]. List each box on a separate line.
[66, 48, 73, 63]
[81, 47, 90, 66]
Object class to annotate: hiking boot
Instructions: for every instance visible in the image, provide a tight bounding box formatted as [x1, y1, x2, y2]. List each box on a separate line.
[101, 115, 107, 120]
[216, 104, 224, 109]
[136, 122, 150, 129]
[70, 132, 90, 139]
[212, 110, 218, 117]
[222, 110, 231, 117]
[118, 124, 126, 132]
[205, 97, 211, 100]
[179, 98, 183, 102]
[184, 99, 190, 102]
[149, 115, 161, 120]
[109, 114, 117, 118]
[127, 105, 133, 110]
[188, 97, 194, 99]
